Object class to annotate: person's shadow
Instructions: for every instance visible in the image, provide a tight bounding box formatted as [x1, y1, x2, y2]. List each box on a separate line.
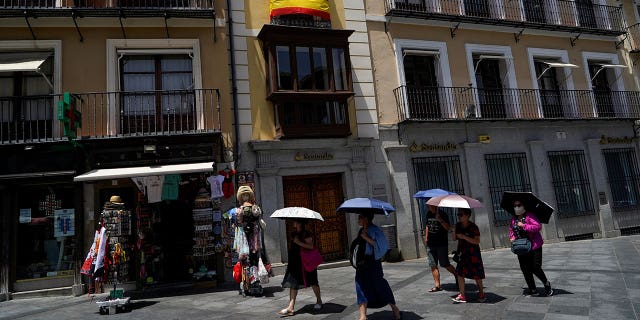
[292, 302, 347, 315]
[365, 310, 422, 319]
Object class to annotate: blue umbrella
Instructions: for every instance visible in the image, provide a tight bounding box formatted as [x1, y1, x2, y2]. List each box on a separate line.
[336, 198, 395, 215]
[413, 188, 457, 199]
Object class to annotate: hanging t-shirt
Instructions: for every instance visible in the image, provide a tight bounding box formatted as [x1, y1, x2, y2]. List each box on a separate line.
[207, 175, 225, 199]
[145, 175, 165, 203]
[162, 174, 181, 201]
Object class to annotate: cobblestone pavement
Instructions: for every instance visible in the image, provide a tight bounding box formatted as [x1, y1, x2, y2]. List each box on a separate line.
[2, 235, 640, 320]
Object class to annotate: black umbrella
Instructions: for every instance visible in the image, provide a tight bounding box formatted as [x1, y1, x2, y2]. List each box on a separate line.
[500, 191, 554, 224]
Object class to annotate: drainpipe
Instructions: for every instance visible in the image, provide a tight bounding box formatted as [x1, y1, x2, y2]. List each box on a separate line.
[226, 0, 240, 167]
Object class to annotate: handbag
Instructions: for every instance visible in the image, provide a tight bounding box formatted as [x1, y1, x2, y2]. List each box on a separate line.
[452, 250, 461, 263]
[300, 248, 323, 272]
[511, 237, 532, 255]
[350, 230, 367, 269]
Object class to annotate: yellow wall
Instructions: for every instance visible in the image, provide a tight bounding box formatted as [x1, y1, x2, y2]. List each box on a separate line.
[245, 0, 350, 140]
[369, 20, 633, 124]
[1, 23, 232, 135]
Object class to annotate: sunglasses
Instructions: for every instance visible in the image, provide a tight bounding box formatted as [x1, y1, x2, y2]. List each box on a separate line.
[457, 213, 466, 217]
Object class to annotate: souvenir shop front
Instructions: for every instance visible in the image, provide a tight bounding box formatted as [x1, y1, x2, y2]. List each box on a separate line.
[74, 164, 234, 290]
[74, 134, 234, 292]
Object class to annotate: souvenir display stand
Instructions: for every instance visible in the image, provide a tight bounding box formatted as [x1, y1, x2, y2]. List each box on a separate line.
[96, 199, 132, 315]
[191, 189, 218, 282]
[229, 186, 268, 297]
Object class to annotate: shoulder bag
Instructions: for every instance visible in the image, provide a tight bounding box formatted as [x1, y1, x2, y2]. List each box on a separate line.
[300, 247, 323, 272]
[511, 237, 532, 255]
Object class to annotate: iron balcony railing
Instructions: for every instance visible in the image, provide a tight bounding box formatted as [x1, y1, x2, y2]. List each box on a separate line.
[386, 0, 626, 36]
[0, 0, 214, 18]
[0, 88, 221, 144]
[628, 23, 640, 52]
[393, 85, 640, 121]
[270, 14, 332, 29]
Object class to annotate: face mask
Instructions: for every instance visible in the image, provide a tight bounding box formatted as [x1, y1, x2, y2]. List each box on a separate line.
[514, 206, 525, 215]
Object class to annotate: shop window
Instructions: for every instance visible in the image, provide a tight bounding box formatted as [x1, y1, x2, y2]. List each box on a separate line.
[485, 153, 532, 226]
[16, 187, 76, 281]
[412, 156, 465, 231]
[603, 148, 640, 211]
[548, 150, 595, 218]
[258, 24, 354, 138]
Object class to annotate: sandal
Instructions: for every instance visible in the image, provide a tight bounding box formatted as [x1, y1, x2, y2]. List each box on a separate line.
[428, 287, 442, 292]
[277, 308, 294, 317]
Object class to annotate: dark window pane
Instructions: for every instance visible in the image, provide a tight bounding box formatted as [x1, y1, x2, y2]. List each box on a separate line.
[296, 47, 313, 90]
[313, 47, 329, 90]
[332, 48, 347, 91]
[276, 46, 293, 90]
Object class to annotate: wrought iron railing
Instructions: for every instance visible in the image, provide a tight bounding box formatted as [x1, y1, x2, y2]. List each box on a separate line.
[628, 23, 640, 52]
[0, 0, 214, 8]
[270, 14, 332, 29]
[0, 88, 221, 144]
[394, 85, 640, 121]
[0, 0, 214, 18]
[385, 0, 626, 35]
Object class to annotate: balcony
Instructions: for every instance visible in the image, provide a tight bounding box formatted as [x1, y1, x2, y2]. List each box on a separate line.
[0, 0, 214, 18]
[0, 88, 221, 144]
[385, 0, 625, 36]
[628, 23, 640, 53]
[393, 85, 640, 121]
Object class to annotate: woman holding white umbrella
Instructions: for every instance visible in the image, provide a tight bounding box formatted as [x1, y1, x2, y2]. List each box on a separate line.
[271, 208, 324, 316]
[427, 195, 486, 303]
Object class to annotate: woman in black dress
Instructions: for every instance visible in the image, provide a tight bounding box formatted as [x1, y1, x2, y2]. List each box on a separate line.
[451, 208, 486, 303]
[278, 219, 323, 316]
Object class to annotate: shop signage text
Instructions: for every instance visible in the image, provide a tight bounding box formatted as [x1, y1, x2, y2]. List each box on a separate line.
[599, 135, 638, 145]
[409, 141, 458, 152]
[295, 151, 334, 161]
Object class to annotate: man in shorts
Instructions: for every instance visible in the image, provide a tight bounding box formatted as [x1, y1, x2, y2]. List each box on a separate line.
[424, 204, 457, 292]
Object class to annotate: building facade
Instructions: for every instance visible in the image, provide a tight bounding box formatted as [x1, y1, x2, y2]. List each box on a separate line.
[367, 0, 640, 259]
[232, 0, 397, 267]
[0, 0, 230, 300]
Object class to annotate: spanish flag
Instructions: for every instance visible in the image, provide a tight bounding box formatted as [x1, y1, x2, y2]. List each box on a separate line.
[270, 0, 330, 20]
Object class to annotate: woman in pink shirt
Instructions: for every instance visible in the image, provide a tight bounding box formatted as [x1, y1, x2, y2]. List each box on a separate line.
[510, 199, 553, 297]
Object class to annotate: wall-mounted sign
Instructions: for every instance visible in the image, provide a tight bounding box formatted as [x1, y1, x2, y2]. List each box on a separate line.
[599, 135, 637, 144]
[409, 142, 457, 153]
[54, 209, 75, 237]
[478, 135, 490, 144]
[295, 151, 334, 161]
[19, 208, 31, 223]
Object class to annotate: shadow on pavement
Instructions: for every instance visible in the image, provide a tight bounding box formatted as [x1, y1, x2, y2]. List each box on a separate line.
[128, 300, 159, 311]
[366, 310, 422, 319]
[293, 302, 347, 315]
[548, 288, 573, 296]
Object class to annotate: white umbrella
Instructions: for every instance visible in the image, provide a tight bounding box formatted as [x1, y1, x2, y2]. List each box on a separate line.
[426, 194, 483, 209]
[270, 207, 324, 221]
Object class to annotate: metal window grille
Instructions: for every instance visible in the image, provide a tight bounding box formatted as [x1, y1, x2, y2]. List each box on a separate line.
[412, 156, 464, 233]
[602, 148, 640, 212]
[485, 153, 531, 226]
[548, 150, 595, 218]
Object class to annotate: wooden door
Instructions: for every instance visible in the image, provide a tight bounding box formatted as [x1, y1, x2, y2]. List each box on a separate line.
[283, 174, 347, 261]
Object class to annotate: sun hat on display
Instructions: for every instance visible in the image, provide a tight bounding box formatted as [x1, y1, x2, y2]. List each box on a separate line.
[109, 195, 124, 204]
